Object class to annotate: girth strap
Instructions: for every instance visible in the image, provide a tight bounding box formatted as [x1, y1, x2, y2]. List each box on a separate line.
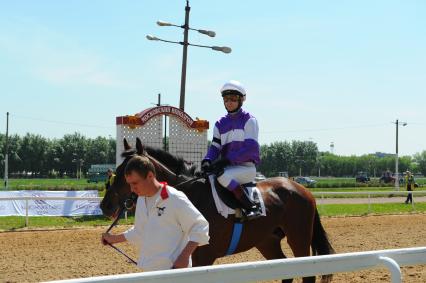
[226, 222, 243, 255]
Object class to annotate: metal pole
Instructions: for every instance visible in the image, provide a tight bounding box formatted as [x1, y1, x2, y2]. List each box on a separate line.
[164, 114, 168, 152]
[157, 93, 168, 152]
[25, 199, 29, 227]
[4, 112, 9, 189]
[395, 119, 399, 190]
[179, 0, 190, 110]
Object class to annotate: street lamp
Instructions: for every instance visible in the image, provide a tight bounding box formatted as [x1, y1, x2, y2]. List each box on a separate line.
[147, 0, 232, 111]
[394, 119, 407, 190]
[4, 112, 9, 189]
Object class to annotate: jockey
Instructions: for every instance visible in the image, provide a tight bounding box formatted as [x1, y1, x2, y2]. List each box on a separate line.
[201, 80, 262, 219]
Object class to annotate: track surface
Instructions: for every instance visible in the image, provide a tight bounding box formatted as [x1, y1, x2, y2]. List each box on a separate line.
[1, 214, 425, 283]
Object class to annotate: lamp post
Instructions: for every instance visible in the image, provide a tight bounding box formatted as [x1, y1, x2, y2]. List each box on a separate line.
[4, 112, 9, 189]
[147, 0, 232, 111]
[154, 93, 168, 152]
[394, 119, 407, 190]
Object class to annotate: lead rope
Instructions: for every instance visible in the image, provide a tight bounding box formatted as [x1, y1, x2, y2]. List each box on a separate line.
[104, 197, 137, 265]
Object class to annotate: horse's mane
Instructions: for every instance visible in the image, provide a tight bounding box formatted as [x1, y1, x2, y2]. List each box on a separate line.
[144, 146, 197, 177]
[121, 149, 137, 158]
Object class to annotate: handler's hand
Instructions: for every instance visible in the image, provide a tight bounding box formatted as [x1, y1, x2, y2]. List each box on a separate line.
[101, 233, 111, 245]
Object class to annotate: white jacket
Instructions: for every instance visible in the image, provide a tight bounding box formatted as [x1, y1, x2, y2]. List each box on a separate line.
[124, 183, 209, 271]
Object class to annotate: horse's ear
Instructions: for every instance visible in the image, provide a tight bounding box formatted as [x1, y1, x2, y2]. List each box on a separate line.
[123, 138, 131, 150]
[136, 138, 145, 154]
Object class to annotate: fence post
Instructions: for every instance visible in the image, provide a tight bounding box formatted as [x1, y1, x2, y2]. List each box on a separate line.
[378, 256, 402, 283]
[368, 193, 371, 214]
[25, 199, 29, 227]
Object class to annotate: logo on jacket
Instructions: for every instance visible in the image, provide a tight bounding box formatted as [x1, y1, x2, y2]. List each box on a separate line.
[156, 206, 166, 216]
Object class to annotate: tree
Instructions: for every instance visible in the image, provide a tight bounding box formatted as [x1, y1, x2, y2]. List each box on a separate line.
[413, 151, 426, 176]
[18, 133, 49, 176]
[258, 140, 318, 177]
[58, 133, 88, 177]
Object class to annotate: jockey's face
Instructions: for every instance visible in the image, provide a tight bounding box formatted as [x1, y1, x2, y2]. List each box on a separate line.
[223, 94, 240, 112]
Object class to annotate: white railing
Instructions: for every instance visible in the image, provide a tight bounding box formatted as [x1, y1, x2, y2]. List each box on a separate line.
[1, 191, 424, 227]
[46, 247, 426, 283]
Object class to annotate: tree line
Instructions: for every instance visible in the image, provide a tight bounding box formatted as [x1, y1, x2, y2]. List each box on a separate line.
[0, 133, 115, 177]
[1, 133, 426, 178]
[258, 141, 426, 177]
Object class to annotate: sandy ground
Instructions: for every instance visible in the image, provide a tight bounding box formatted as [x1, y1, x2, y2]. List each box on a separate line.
[0, 214, 425, 283]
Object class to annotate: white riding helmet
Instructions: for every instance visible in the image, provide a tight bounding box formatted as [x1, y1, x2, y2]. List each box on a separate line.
[220, 80, 246, 100]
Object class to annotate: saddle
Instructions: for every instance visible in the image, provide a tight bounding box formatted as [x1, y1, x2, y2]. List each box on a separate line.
[209, 176, 264, 220]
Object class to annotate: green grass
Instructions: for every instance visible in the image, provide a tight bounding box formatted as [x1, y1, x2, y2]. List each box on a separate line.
[5, 178, 104, 191]
[317, 202, 426, 216]
[0, 215, 135, 231]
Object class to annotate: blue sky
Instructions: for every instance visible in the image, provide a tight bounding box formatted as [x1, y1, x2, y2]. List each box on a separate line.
[1, 1, 425, 156]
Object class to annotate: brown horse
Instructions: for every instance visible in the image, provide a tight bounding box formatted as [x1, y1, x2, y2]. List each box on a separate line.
[101, 138, 335, 283]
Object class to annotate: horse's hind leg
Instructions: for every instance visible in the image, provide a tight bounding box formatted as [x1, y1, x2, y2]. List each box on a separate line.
[256, 230, 294, 283]
[286, 223, 316, 283]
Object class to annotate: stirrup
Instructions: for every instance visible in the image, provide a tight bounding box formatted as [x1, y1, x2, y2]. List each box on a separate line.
[241, 206, 262, 221]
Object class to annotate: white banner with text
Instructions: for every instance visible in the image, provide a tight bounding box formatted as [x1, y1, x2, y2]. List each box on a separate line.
[0, 190, 102, 216]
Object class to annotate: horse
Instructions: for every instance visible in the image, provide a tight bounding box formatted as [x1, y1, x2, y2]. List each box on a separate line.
[101, 138, 335, 283]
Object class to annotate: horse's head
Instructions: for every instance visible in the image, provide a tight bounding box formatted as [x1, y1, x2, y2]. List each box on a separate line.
[100, 138, 136, 218]
[100, 138, 196, 217]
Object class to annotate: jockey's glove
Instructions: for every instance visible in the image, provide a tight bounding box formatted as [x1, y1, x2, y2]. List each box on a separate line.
[211, 158, 230, 174]
[200, 160, 212, 174]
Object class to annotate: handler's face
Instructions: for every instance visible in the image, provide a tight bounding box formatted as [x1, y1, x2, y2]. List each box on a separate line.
[125, 171, 153, 196]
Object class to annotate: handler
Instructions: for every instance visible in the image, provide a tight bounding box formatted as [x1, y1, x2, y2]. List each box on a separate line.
[101, 155, 209, 271]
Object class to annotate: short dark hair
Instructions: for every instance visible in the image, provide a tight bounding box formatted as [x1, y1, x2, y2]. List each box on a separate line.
[124, 155, 156, 178]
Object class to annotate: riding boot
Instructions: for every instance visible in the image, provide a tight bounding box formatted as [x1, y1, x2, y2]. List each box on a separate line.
[232, 185, 262, 220]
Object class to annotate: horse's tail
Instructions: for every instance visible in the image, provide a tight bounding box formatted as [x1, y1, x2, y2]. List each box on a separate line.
[311, 208, 335, 283]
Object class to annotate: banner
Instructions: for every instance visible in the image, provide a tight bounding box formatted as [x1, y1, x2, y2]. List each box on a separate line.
[0, 190, 102, 216]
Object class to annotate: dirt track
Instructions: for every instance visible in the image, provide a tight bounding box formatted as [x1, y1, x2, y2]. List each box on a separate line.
[0, 214, 425, 283]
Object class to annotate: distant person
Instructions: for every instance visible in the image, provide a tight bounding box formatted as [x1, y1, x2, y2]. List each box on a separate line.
[201, 80, 262, 220]
[101, 155, 209, 271]
[105, 168, 115, 191]
[404, 170, 415, 204]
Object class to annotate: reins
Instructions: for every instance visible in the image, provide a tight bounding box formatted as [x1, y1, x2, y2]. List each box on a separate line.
[174, 175, 204, 188]
[144, 152, 203, 190]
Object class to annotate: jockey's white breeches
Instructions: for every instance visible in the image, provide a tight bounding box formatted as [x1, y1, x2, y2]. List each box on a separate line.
[217, 162, 256, 189]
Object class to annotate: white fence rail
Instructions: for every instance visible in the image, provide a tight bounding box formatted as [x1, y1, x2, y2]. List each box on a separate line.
[1, 191, 424, 227]
[46, 247, 426, 283]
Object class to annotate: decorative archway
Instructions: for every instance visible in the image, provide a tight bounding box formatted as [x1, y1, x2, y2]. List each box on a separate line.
[116, 106, 209, 169]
